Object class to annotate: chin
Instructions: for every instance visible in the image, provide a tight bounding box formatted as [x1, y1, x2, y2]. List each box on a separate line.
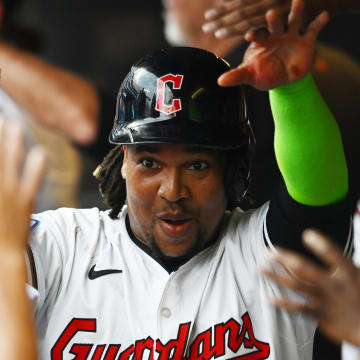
[151, 232, 205, 260]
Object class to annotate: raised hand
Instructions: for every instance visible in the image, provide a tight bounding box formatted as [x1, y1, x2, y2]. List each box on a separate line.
[203, 0, 291, 39]
[0, 118, 46, 254]
[217, 0, 329, 90]
[262, 229, 360, 347]
[0, 117, 46, 360]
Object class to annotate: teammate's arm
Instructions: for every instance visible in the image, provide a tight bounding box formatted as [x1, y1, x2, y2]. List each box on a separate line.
[0, 41, 99, 145]
[218, 0, 351, 251]
[270, 73, 347, 206]
[0, 119, 46, 360]
[218, 0, 348, 205]
[261, 229, 360, 347]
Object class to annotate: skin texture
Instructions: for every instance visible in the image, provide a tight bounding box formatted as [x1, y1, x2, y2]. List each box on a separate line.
[122, 144, 227, 258]
[262, 229, 360, 347]
[162, 0, 240, 57]
[202, 0, 360, 40]
[203, 0, 291, 39]
[0, 118, 46, 360]
[217, 0, 329, 89]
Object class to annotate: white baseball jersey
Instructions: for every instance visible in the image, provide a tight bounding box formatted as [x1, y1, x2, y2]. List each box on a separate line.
[29, 204, 317, 360]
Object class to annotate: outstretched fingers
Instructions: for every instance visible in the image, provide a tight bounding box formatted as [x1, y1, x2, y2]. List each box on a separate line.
[261, 267, 321, 296]
[268, 247, 329, 284]
[305, 11, 329, 42]
[265, 8, 285, 34]
[0, 119, 47, 215]
[287, 0, 304, 34]
[218, 66, 253, 87]
[302, 229, 346, 268]
[245, 27, 271, 43]
[3, 123, 24, 191]
[0, 117, 5, 184]
[270, 297, 322, 317]
[20, 146, 47, 212]
[204, 0, 244, 21]
[203, 0, 291, 39]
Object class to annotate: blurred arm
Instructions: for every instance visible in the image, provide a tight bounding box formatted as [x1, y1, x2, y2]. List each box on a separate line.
[0, 41, 99, 145]
[0, 250, 37, 360]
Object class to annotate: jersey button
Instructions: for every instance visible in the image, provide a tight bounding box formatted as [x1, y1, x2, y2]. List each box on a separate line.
[161, 307, 172, 318]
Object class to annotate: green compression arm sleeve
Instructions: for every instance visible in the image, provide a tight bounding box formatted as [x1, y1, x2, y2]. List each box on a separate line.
[269, 73, 348, 206]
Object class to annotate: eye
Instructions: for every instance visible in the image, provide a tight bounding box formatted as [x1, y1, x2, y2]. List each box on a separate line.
[188, 160, 208, 171]
[141, 158, 160, 169]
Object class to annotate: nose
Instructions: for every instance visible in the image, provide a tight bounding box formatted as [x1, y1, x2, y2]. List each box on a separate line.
[158, 168, 190, 203]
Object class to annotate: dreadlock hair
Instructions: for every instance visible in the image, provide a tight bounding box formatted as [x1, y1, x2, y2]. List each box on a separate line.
[94, 145, 126, 220]
[94, 145, 252, 220]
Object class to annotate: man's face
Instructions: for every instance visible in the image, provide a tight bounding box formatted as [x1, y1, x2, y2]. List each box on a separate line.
[162, 0, 213, 46]
[122, 144, 227, 258]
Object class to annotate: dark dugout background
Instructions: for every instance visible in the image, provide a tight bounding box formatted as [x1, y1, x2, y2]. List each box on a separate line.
[6, 0, 360, 97]
[5, 0, 166, 96]
[4, 1, 360, 359]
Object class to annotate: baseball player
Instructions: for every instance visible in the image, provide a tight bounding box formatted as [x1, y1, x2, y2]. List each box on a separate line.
[1, 1, 352, 359]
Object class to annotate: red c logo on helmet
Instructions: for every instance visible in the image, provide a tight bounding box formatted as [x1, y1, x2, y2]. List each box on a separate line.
[156, 74, 184, 115]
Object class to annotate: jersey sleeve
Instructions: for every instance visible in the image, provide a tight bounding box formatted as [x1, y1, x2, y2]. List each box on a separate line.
[226, 205, 318, 354]
[28, 208, 102, 320]
[28, 209, 76, 317]
[265, 181, 353, 258]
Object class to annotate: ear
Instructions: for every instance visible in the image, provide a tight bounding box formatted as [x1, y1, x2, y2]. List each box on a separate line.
[121, 145, 128, 179]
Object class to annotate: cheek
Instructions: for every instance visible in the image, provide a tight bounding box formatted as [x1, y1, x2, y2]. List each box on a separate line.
[126, 176, 156, 206]
[195, 178, 227, 226]
[125, 173, 159, 233]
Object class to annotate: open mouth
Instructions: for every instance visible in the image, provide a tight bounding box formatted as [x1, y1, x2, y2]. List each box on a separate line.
[162, 219, 190, 225]
[158, 217, 193, 237]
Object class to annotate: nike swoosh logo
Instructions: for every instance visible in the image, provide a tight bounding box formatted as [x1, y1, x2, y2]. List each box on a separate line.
[88, 265, 123, 280]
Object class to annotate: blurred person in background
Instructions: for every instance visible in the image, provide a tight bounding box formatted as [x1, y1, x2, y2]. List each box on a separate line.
[0, 0, 99, 210]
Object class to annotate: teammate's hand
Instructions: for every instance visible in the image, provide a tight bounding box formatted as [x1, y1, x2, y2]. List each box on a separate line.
[217, 0, 329, 90]
[261, 229, 360, 347]
[0, 118, 46, 254]
[203, 0, 291, 40]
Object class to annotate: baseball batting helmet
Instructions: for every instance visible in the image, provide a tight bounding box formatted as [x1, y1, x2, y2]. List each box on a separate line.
[109, 47, 253, 150]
